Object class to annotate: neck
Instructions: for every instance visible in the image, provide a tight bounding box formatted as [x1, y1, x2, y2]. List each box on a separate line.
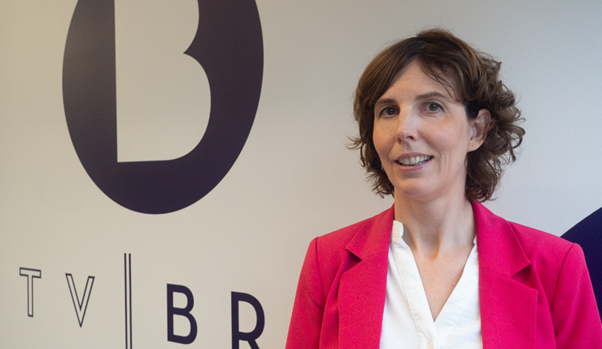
[393, 192, 476, 257]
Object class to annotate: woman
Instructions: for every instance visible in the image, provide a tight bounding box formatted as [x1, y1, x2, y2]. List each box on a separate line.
[286, 29, 602, 348]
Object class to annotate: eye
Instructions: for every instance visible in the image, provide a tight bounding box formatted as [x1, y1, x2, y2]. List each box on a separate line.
[379, 107, 397, 117]
[425, 102, 442, 112]
[425, 102, 443, 113]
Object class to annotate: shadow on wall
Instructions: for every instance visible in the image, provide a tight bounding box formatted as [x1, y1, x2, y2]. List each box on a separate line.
[562, 207, 602, 321]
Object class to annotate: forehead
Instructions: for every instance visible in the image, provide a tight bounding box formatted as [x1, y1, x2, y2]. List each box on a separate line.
[379, 60, 457, 101]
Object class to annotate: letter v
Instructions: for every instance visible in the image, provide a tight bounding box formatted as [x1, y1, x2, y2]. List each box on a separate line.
[66, 273, 95, 327]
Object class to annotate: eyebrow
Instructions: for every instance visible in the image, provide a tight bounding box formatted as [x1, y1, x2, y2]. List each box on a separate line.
[375, 91, 451, 108]
[374, 98, 396, 109]
[415, 91, 449, 101]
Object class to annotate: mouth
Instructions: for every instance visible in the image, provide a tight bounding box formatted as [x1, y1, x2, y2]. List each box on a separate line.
[396, 155, 433, 167]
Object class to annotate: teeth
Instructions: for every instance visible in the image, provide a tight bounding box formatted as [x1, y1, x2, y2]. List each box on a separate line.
[398, 156, 432, 166]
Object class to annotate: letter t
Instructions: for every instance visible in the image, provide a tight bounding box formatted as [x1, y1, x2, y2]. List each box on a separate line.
[19, 268, 42, 317]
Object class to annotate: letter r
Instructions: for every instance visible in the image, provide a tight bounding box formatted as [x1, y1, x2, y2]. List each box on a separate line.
[231, 292, 265, 349]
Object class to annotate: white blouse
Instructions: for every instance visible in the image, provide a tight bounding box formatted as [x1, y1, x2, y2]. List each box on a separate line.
[380, 221, 482, 349]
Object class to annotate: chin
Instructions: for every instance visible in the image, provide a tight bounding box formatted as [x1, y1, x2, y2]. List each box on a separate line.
[393, 185, 435, 201]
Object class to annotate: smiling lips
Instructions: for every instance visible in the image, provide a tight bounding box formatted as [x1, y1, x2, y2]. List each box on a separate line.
[396, 155, 433, 166]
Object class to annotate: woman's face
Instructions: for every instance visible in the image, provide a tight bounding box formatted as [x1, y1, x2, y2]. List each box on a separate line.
[373, 60, 486, 203]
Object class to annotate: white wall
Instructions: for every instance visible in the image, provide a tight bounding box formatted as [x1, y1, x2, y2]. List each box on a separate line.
[1, 0, 601, 347]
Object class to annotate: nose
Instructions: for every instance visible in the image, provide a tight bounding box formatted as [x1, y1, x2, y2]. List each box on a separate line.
[395, 108, 417, 143]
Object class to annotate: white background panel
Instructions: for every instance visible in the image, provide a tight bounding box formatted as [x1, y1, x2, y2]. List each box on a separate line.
[1, 0, 601, 347]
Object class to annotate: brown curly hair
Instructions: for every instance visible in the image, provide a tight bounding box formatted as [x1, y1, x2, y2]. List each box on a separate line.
[351, 29, 524, 202]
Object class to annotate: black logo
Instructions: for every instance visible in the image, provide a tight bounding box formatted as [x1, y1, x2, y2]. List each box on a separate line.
[19, 254, 266, 347]
[63, 0, 263, 213]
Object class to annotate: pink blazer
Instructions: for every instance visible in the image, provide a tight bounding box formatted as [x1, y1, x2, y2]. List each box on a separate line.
[286, 202, 602, 348]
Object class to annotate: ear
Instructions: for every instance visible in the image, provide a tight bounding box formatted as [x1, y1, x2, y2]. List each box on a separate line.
[467, 109, 490, 152]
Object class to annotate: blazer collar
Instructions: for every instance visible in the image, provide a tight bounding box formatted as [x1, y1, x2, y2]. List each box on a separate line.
[345, 205, 394, 260]
[474, 202, 531, 275]
[474, 202, 538, 348]
[337, 203, 540, 348]
[338, 206, 393, 348]
[343, 202, 533, 274]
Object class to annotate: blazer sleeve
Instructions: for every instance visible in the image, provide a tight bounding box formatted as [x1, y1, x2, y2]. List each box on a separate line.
[550, 243, 602, 348]
[286, 238, 325, 349]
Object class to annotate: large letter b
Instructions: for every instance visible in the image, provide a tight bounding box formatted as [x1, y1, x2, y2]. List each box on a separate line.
[63, 0, 263, 213]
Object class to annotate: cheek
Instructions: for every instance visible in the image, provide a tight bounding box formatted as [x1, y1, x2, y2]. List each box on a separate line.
[433, 122, 472, 152]
[372, 134, 384, 155]
[428, 130, 471, 168]
[372, 125, 390, 159]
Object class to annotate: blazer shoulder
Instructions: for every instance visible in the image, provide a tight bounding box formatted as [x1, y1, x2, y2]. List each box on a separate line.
[475, 201, 574, 263]
[315, 206, 393, 255]
[508, 221, 575, 262]
[507, 220, 587, 304]
[474, 201, 579, 278]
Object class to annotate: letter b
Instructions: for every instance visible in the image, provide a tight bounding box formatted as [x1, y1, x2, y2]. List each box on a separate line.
[63, 0, 263, 213]
[167, 284, 197, 344]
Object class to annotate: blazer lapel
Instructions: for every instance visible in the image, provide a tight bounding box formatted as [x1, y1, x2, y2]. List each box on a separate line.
[474, 202, 538, 349]
[334, 203, 539, 348]
[338, 206, 393, 348]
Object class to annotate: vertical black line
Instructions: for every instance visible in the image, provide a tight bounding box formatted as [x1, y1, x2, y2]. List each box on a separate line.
[124, 253, 133, 349]
[124, 254, 128, 349]
[129, 253, 132, 349]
